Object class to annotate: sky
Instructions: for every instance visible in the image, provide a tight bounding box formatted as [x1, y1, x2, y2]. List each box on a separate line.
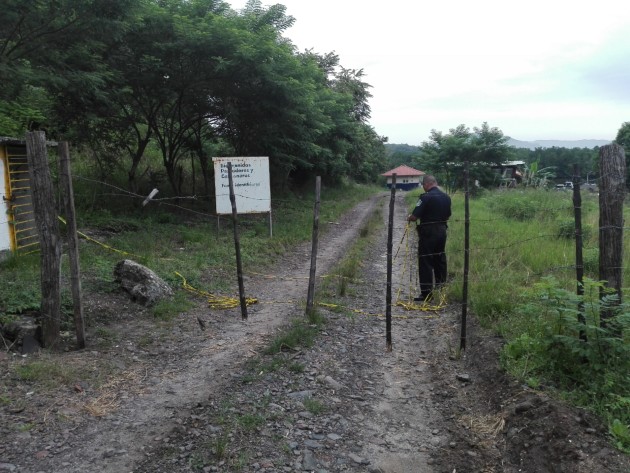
[229, 1, 630, 145]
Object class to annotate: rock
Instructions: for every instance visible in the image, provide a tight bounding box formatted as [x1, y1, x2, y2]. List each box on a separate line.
[304, 439, 323, 449]
[113, 259, 173, 307]
[514, 401, 535, 414]
[287, 390, 314, 401]
[348, 453, 369, 465]
[322, 376, 344, 390]
[302, 449, 319, 470]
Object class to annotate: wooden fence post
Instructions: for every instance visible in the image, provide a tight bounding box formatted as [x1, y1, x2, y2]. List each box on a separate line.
[305, 176, 321, 316]
[227, 162, 247, 320]
[59, 142, 85, 348]
[25, 131, 61, 348]
[386, 174, 396, 352]
[598, 143, 626, 326]
[460, 161, 470, 351]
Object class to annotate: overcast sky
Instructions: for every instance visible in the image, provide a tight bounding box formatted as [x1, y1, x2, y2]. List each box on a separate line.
[230, 1, 630, 145]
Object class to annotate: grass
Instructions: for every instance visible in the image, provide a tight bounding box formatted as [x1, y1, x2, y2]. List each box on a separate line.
[14, 359, 80, 386]
[0, 181, 382, 343]
[150, 291, 196, 320]
[9, 353, 117, 394]
[318, 206, 383, 304]
[303, 397, 326, 415]
[263, 314, 325, 356]
[405, 186, 630, 452]
[73, 182, 383, 295]
[411, 188, 626, 323]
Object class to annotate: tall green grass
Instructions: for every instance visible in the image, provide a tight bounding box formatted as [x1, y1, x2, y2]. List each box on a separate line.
[406, 186, 630, 452]
[437, 188, 618, 323]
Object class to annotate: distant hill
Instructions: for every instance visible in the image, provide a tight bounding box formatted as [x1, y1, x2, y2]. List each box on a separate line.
[384, 143, 420, 155]
[507, 138, 612, 150]
[386, 139, 612, 153]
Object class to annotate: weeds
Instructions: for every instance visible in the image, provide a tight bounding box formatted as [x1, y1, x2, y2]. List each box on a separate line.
[151, 292, 196, 320]
[502, 277, 630, 451]
[303, 398, 326, 415]
[264, 316, 323, 355]
[408, 187, 630, 452]
[236, 413, 265, 431]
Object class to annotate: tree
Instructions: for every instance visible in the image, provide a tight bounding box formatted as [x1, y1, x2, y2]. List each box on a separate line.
[96, 0, 238, 195]
[511, 146, 599, 185]
[0, 0, 388, 194]
[614, 121, 630, 189]
[416, 122, 512, 191]
[0, 0, 139, 137]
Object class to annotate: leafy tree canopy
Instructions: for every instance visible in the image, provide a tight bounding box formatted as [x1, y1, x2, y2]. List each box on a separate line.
[0, 0, 388, 195]
[415, 122, 513, 191]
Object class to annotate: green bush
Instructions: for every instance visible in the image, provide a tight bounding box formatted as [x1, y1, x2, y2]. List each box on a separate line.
[583, 247, 599, 274]
[490, 196, 538, 221]
[484, 189, 569, 222]
[556, 219, 593, 241]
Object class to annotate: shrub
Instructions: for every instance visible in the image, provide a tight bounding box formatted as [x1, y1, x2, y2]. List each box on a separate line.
[556, 220, 593, 241]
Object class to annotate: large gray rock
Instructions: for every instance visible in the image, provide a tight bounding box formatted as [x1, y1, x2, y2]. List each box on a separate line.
[113, 259, 173, 307]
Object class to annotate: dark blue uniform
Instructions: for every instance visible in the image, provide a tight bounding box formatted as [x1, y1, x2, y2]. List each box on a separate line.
[411, 186, 451, 300]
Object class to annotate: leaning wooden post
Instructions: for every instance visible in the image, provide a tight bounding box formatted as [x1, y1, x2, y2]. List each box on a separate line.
[385, 174, 396, 352]
[598, 143, 626, 327]
[227, 162, 247, 320]
[460, 161, 470, 351]
[305, 176, 321, 316]
[25, 131, 62, 348]
[58, 142, 85, 348]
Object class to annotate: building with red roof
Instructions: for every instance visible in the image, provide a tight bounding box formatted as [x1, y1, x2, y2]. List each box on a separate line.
[381, 165, 425, 190]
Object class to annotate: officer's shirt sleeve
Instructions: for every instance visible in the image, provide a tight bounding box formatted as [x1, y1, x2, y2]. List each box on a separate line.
[411, 197, 423, 219]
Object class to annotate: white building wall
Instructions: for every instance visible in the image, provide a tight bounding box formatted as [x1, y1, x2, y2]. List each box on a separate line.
[0, 156, 11, 251]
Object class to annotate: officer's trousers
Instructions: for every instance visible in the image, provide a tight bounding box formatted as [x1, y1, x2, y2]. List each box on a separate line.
[417, 224, 447, 297]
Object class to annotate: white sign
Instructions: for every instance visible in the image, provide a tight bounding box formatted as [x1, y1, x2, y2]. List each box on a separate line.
[212, 156, 271, 214]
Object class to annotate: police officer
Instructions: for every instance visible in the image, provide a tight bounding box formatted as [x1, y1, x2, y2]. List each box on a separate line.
[406, 175, 451, 302]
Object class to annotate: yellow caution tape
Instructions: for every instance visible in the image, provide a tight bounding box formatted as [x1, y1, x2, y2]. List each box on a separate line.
[175, 271, 258, 310]
[58, 216, 144, 260]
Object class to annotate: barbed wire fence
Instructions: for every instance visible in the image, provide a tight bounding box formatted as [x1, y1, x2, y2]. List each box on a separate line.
[386, 147, 627, 350]
[16, 132, 628, 353]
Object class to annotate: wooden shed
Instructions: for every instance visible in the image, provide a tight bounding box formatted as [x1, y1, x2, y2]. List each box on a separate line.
[0, 137, 39, 256]
[381, 165, 425, 190]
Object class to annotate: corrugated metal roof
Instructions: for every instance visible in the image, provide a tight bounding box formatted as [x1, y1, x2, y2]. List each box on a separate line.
[0, 136, 58, 146]
[0, 136, 26, 145]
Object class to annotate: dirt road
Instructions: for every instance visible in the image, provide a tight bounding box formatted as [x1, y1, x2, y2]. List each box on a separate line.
[2, 191, 629, 473]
